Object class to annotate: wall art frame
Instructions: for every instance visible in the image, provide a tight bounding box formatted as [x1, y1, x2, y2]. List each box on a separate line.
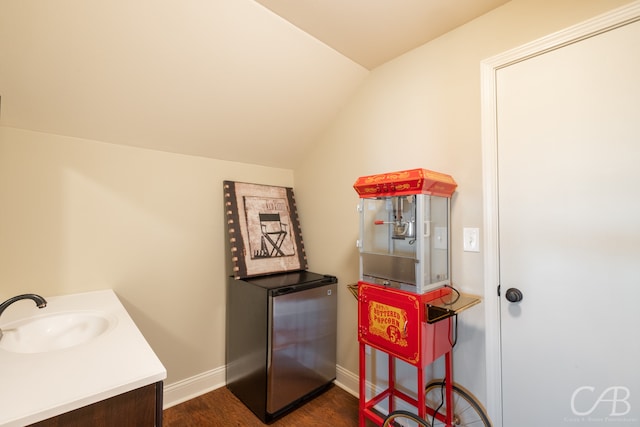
[223, 180, 308, 278]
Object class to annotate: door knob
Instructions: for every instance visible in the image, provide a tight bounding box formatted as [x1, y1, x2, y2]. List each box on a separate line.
[505, 288, 523, 303]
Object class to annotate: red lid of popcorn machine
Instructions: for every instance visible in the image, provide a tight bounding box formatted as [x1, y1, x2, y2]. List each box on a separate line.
[353, 168, 457, 198]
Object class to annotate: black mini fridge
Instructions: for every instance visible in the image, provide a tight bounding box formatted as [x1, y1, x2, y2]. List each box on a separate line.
[225, 271, 338, 423]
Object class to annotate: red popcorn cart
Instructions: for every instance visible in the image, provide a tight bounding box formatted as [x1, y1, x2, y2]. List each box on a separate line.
[353, 169, 487, 427]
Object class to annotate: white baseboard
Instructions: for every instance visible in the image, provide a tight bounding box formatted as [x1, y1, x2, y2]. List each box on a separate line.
[163, 364, 360, 409]
[335, 364, 360, 397]
[162, 366, 226, 409]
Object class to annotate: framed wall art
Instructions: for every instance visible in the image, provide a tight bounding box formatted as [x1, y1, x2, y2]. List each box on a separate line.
[223, 181, 308, 278]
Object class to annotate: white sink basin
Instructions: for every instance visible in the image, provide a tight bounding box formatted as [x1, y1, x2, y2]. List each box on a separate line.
[0, 311, 115, 354]
[0, 290, 166, 427]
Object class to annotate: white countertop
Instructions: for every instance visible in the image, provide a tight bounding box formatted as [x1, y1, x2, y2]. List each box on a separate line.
[0, 289, 167, 426]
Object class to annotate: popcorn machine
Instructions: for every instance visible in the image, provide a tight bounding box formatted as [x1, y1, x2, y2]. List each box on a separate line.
[353, 169, 481, 427]
[355, 168, 456, 294]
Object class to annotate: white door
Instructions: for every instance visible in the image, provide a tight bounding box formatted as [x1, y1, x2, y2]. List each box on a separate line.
[495, 18, 640, 426]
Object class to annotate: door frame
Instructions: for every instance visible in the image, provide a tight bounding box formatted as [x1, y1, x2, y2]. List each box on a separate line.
[479, 3, 640, 426]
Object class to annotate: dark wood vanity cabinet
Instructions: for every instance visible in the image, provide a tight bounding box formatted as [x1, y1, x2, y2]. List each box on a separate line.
[28, 381, 163, 427]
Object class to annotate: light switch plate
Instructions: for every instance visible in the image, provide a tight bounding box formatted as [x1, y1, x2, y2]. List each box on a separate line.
[463, 227, 480, 252]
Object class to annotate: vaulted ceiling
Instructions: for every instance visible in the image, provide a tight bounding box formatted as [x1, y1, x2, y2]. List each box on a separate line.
[256, 0, 510, 70]
[0, 0, 508, 169]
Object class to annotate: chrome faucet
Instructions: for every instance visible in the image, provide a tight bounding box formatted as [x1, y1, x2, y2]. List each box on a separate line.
[0, 294, 48, 341]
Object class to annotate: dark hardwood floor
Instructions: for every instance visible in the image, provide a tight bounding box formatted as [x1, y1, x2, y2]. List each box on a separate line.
[163, 384, 377, 426]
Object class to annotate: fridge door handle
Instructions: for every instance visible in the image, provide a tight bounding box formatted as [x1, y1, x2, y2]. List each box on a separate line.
[322, 274, 338, 283]
[272, 287, 295, 296]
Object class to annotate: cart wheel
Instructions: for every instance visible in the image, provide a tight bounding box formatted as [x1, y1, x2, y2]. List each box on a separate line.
[424, 381, 491, 427]
[383, 410, 431, 427]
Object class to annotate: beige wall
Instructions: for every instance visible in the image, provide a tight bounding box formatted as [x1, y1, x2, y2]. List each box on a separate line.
[0, 126, 293, 384]
[293, 0, 633, 405]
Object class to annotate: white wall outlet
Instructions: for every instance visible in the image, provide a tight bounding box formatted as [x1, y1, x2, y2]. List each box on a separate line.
[463, 227, 480, 252]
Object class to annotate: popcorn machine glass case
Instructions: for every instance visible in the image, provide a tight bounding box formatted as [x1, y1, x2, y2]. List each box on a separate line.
[354, 169, 457, 294]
